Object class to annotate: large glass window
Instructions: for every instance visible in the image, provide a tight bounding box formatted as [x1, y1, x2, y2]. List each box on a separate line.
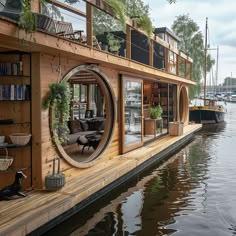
[168, 51, 177, 74]
[122, 77, 143, 153]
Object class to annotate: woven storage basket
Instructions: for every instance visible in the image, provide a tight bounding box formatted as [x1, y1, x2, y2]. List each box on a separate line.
[9, 133, 31, 146]
[0, 148, 13, 171]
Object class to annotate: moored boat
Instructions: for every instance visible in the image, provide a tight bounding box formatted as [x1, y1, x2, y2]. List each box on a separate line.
[189, 99, 225, 124]
[189, 18, 225, 124]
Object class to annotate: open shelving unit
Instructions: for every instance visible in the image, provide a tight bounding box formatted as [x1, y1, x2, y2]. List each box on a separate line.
[0, 51, 32, 189]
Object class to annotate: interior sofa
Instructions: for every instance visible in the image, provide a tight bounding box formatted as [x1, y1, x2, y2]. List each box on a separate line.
[66, 118, 105, 145]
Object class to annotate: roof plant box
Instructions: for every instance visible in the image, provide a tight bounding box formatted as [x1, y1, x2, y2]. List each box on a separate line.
[169, 122, 184, 136]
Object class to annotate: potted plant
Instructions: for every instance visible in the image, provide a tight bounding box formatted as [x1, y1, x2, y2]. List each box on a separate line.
[43, 81, 71, 144]
[149, 104, 163, 119]
[106, 33, 121, 54]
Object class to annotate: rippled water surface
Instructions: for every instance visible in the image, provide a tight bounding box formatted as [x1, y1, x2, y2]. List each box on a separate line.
[46, 103, 236, 236]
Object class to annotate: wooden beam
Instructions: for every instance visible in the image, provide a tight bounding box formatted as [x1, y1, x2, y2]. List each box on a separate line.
[149, 40, 153, 67]
[31, 52, 43, 188]
[86, 3, 93, 47]
[126, 26, 131, 59]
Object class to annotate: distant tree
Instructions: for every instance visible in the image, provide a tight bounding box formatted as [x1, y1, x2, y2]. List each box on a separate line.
[171, 15, 215, 99]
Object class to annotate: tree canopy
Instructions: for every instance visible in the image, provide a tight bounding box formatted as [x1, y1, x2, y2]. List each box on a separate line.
[171, 14, 215, 99]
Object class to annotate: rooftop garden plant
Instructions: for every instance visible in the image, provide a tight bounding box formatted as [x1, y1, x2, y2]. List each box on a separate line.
[107, 33, 122, 53]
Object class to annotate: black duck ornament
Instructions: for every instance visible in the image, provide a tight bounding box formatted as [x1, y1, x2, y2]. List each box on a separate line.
[0, 171, 27, 200]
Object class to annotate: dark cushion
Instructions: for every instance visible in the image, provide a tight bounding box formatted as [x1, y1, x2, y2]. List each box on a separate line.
[80, 120, 89, 131]
[87, 119, 105, 131]
[87, 119, 96, 131]
[68, 120, 82, 134]
[97, 120, 105, 131]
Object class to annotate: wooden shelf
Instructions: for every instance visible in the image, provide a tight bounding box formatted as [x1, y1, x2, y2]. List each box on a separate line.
[0, 52, 32, 189]
[0, 75, 30, 78]
[0, 122, 30, 125]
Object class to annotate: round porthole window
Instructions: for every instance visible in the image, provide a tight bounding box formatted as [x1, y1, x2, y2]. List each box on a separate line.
[51, 65, 116, 168]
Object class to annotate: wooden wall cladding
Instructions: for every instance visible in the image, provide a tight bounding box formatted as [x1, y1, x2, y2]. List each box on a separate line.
[38, 54, 121, 187]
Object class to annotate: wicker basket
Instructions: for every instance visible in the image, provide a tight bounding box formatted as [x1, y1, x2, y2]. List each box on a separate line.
[0, 148, 13, 171]
[9, 133, 31, 146]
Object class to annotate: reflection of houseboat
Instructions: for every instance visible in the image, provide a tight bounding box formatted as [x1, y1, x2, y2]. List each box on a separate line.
[0, 0, 199, 234]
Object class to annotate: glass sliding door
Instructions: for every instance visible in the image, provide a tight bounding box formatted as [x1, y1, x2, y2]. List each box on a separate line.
[122, 76, 143, 153]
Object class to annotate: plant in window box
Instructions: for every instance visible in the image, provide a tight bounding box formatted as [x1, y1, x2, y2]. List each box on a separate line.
[43, 82, 71, 144]
[107, 33, 121, 54]
[149, 104, 163, 120]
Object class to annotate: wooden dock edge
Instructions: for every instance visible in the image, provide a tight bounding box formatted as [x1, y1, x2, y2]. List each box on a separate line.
[29, 124, 202, 235]
[0, 124, 202, 236]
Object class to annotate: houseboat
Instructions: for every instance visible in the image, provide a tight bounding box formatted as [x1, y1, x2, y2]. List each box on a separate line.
[0, 0, 200, 234]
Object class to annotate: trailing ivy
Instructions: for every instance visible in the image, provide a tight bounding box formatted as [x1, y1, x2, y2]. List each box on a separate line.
[19, 0, 37, 34]
[43, 82, 71, 144]
[136, 15, 154, 38]
[105, 0, 126, 29]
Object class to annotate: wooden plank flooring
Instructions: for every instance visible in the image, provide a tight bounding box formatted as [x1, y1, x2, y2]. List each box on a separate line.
[0, 124, 201, 236]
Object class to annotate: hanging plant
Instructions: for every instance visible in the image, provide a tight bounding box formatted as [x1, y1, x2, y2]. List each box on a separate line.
[136, 15, 154, 38]
[105, 0, 126, 29]
[43, 82, 71, 144]
[19, 0, 37, 34]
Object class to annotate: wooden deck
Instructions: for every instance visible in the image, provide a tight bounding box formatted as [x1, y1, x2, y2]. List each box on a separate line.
[0, 124, 201, 236]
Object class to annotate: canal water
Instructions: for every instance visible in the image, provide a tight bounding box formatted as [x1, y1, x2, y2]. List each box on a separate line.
[45, 103, 236, 236]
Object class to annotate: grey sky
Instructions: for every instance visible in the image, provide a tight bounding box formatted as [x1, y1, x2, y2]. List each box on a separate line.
[143, 0, 236, 84]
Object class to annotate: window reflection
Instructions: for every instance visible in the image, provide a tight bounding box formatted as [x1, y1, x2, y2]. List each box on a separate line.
[124, 81, 142, 147]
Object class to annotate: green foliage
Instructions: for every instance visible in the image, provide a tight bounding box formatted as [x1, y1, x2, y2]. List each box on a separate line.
[171, 14, 215, 99]
[19, 0, 37, 34]
[125, 0, 150, 18]
[105, 0, 126, 29]
[43, 82, 71, 144]
[93, 8, 122, 36]
[124, 0, 153, 38]
[149, 105, 163, 119]
[136, 15, 154, 38]
[93, 0, 153, 38]
[107, 33, 121, 52]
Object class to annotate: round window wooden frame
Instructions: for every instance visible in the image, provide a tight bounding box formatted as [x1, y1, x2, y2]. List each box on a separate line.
[179, 85, 188, 123]
[50, 65, 116, 168]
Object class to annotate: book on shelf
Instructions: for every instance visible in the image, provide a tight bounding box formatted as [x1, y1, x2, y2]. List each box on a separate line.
[0, 84, 30, 100]
[0, 61, 23, 76]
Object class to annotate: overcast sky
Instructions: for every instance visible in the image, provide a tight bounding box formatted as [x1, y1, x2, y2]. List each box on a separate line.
[143, 0, 236, 84]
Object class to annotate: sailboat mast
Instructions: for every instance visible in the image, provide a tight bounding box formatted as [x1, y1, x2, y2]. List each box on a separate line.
[203, 17, 208, 105]
[216, 46, 219, 92]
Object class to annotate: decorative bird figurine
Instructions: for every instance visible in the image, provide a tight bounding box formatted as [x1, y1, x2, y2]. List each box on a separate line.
[0, 171, 27, 200]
